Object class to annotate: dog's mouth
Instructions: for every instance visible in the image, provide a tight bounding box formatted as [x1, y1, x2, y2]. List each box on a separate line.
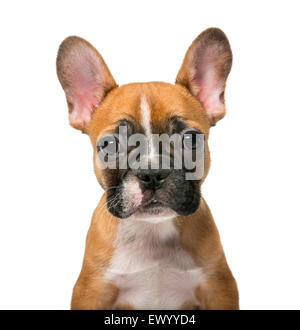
[130, 198, 177, 221]
[139, 199, 165, 215]
[106, 171, 200, 220]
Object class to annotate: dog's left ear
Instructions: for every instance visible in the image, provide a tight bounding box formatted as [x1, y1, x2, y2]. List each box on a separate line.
[176, 28, 232, 126]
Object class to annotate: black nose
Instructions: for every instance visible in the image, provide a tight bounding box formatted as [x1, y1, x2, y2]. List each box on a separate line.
[137, 169, 170, 190]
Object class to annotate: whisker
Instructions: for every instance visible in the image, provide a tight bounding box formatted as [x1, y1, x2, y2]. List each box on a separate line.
[98, 192, 121, 212]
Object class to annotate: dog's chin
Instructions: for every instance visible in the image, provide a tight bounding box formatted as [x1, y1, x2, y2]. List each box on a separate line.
[132, 201, 178, 223]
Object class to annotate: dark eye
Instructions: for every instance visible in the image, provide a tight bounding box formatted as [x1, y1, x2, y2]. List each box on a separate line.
[183, 130, 203, 150]
[97, 134, 119, 155]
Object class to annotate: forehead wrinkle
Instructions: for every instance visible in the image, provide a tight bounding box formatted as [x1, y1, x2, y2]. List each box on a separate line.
[95, 115, 140, 142]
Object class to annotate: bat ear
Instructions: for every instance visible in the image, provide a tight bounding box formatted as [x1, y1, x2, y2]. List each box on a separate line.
[176, 28, 232, 126]
[56, 36, 117, 131]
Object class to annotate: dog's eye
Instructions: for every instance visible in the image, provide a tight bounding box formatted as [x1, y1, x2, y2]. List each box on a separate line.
[183, 130, 203, 150]
[97, 135, 119, 155]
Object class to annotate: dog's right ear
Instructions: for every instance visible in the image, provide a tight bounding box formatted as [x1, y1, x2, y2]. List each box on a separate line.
[56, 36, 117, 131]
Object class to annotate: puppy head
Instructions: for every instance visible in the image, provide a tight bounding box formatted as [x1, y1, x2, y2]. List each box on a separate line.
[56, 28, 232, 222]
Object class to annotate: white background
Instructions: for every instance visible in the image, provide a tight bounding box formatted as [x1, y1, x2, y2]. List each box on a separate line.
[0, 0, 299, 310]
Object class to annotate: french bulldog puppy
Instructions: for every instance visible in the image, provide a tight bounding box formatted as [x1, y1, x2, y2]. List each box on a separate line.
[56, 28, 239, 310]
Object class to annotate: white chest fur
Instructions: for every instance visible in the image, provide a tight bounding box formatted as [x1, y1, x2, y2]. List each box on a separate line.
[104, 219, 205, 310]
